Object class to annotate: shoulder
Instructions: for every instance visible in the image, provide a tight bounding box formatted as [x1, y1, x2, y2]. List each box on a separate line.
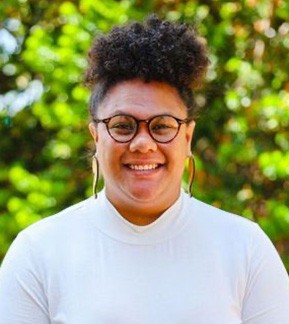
[188, 195, 257, 228]
[18, 196, 96, 246]
[184, 194, 264, 247]
[183, 195, 288, 282]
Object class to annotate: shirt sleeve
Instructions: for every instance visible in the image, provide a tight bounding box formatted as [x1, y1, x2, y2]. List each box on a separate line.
[241, 223, 289, 324]
[0, 232, 50, 324]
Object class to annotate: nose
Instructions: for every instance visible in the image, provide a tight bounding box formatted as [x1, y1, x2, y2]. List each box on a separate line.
[129, 123, 157, 153]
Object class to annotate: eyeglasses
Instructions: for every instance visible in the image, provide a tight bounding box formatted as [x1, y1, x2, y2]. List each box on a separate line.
[92, 114, 190, 143]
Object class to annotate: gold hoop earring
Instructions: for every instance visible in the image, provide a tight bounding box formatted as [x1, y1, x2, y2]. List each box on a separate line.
[188, 154, 195, 198]
[92, 154, 99, 199]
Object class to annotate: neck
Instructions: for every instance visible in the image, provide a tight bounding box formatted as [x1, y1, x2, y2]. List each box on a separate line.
[114, 207, 162, 226]
[105, 188, 181, 226]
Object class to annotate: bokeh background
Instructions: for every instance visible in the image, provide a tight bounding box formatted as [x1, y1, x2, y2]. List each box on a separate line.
[1, 0, 289, 270]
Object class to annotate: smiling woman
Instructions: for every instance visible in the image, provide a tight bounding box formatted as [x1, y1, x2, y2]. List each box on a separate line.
[0, 14, 289, 324]
[88, 80, 195, 225]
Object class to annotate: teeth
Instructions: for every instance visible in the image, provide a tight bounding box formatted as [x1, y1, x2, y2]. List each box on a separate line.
[128, 164, 159, 170]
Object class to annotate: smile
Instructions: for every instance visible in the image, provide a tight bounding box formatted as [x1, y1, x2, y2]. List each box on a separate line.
[127, 164, 160, 171]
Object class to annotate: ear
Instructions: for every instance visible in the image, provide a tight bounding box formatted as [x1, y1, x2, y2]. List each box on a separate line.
[185, 120, 196, 156]
[88, 122, 98, 144]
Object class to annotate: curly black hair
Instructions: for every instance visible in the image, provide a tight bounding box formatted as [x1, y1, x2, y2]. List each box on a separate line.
[85, 14, 209, 120]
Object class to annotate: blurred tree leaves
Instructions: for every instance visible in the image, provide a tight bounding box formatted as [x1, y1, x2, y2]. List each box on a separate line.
[1, 0, 289, 270]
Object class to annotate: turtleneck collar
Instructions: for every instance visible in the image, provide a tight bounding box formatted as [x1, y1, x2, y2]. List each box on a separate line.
[86, 189, 191, 245]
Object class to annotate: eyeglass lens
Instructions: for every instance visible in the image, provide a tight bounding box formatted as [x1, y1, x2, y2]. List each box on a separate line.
[107, 115, 180, 143]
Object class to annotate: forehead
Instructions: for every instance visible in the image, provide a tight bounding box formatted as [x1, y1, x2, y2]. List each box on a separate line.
[98, 79, 187, 118]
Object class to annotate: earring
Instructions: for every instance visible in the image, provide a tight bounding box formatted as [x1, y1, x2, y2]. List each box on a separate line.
[188, 154, 195, 198]
[92, 153, 99, 199]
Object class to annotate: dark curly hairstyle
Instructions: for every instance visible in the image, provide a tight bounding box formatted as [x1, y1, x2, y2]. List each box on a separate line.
[85, 14, 209, 120]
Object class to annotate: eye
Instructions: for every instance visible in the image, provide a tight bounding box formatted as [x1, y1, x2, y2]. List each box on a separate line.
[152, 124, 172, 130]
[112, 123, 133, 130]
[150, 116, 179, 132]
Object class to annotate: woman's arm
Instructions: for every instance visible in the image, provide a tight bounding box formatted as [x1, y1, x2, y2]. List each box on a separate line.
[242, 224, 289, 323]
[0, 232, 50, 324]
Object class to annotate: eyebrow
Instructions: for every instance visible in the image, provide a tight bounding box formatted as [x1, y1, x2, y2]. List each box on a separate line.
[109, 109, 126, 115]
[104, 109, 175, 117]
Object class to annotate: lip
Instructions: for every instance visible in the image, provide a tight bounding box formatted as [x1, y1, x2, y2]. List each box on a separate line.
[123, 160, 165, 165]
[122, 163, 164, 177]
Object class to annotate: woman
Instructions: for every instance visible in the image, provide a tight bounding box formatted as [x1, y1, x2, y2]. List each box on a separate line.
[0, 15, 289, 324]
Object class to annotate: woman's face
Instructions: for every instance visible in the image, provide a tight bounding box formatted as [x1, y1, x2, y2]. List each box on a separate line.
[89, 79, 195, 211]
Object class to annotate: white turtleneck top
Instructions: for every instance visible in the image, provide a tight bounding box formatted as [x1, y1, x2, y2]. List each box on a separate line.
[0, 190, 288, 324]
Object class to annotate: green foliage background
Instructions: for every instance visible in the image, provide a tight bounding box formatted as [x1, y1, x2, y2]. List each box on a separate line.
[1, 0, 289, 270]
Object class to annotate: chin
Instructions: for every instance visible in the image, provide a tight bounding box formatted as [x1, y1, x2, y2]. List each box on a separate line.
[126, 186, 162, 203]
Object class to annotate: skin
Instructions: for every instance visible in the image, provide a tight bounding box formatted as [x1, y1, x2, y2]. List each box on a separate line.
[89, 79, 195, 225]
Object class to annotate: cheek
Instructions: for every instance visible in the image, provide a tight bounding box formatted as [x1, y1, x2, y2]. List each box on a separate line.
[168, 134, 189, 158]
[164, 142, 188, 170]
[97, 138, 125, 174]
